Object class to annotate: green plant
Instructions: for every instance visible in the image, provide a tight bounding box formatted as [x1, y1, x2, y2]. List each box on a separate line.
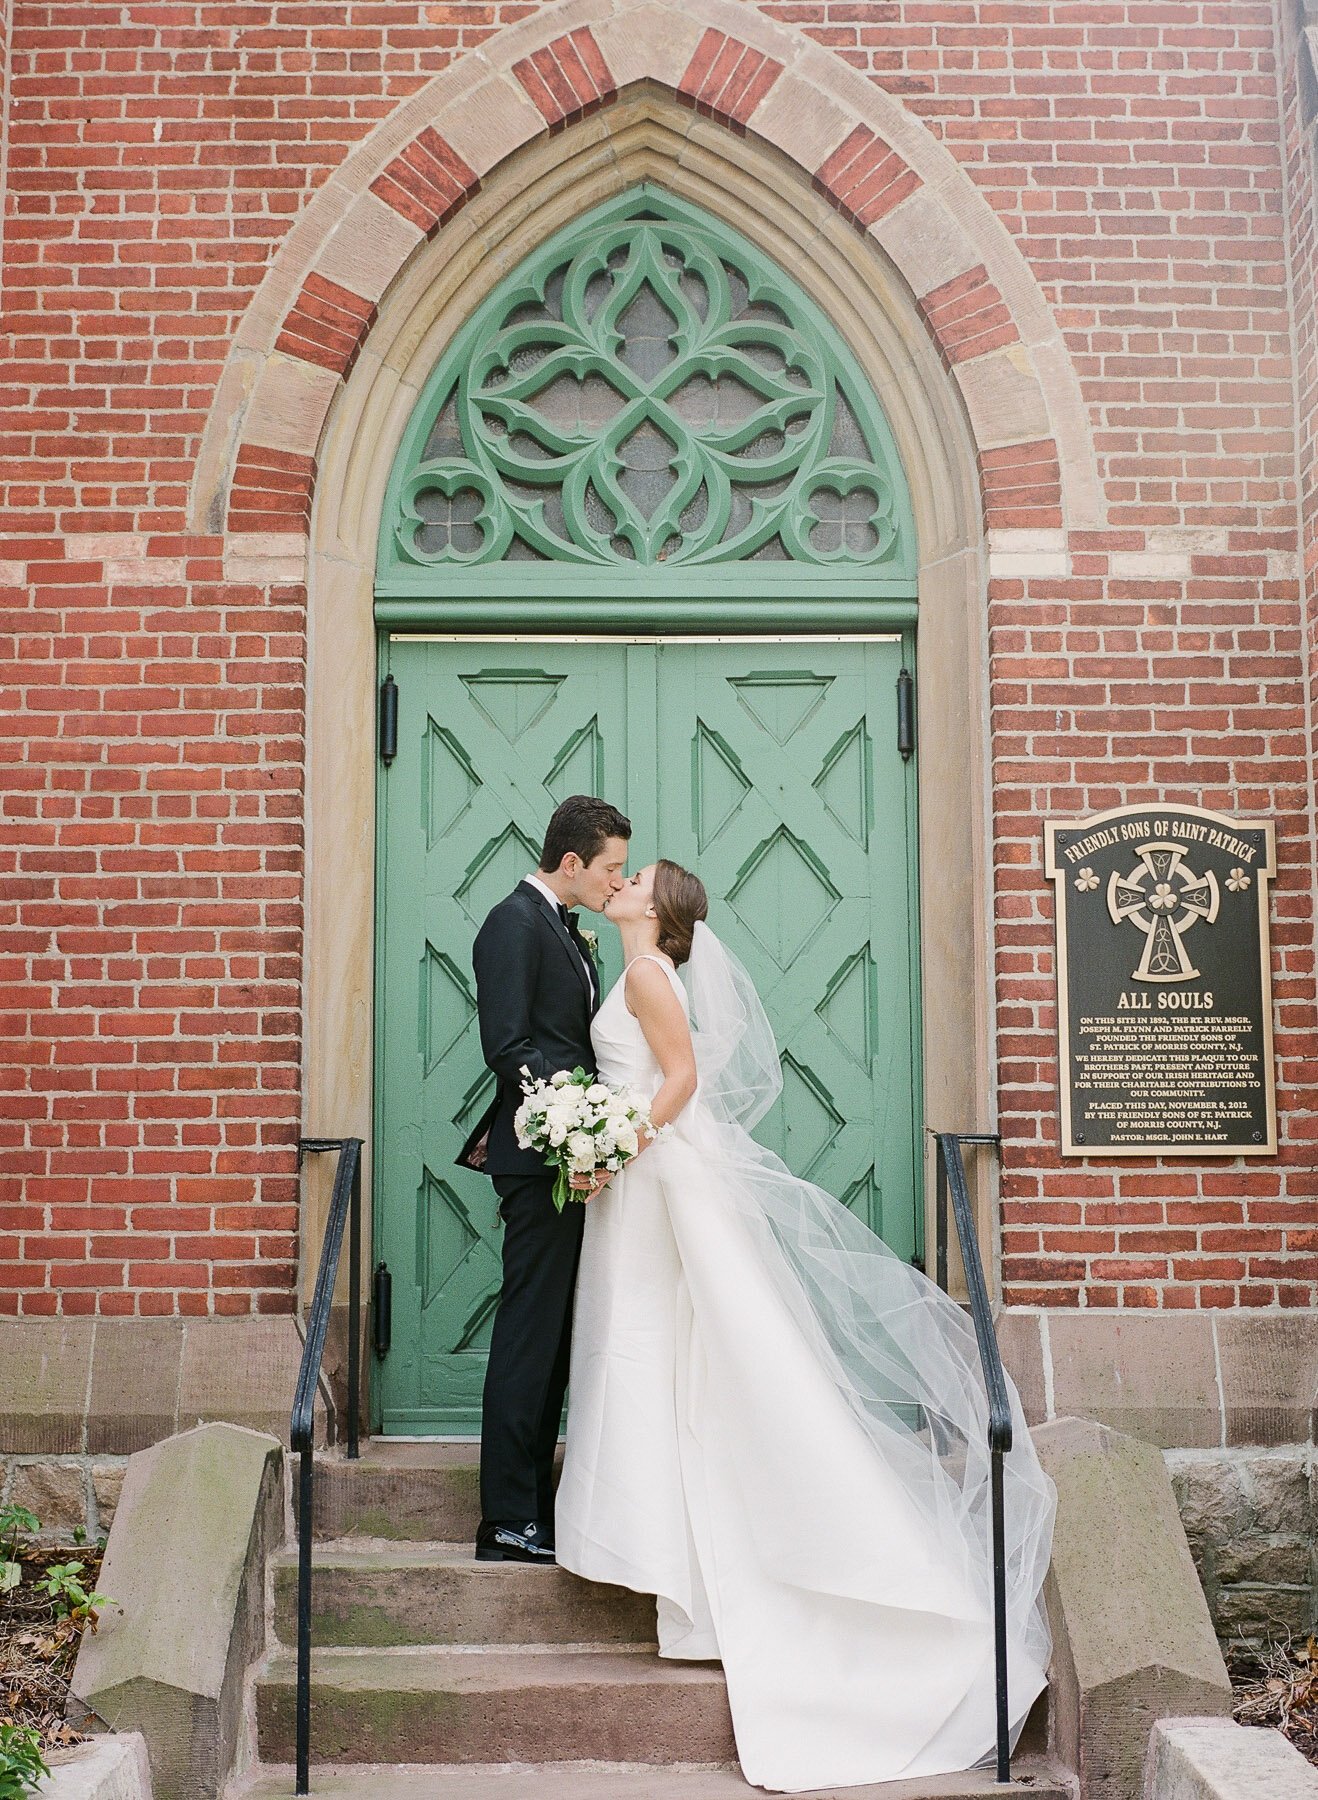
[0, 1505, 39, 1595]
[38, 1560, 113, 1627]
[0, 1722, 49, 1799]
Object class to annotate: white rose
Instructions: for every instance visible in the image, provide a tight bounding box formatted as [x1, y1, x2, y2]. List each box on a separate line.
[566, 1130, 594, 1163]
[547, 1120, 569, 1146]
[586, 1083, 610, 1105]
[614, 1124, 638, 1158]
[551, 1069, 572, 1087]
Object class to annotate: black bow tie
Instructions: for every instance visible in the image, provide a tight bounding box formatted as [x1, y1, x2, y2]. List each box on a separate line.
[556, 902, 571, 928]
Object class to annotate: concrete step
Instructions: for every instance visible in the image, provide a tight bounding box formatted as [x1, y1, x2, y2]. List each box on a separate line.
[305, 1443, 483, 1542]
[270, 1541, 656, 1647]
[234, 1755, 1075, 1798]
[256, 1645, 736, 1766]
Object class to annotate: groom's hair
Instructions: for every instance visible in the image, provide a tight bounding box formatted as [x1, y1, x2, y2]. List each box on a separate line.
[540, 795, 632, 872]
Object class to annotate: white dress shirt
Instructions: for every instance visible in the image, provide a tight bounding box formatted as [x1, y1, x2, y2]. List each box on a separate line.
[524, 872, 597, 1003]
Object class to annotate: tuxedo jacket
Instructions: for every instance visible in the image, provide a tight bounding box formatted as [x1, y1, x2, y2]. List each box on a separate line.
[460, 880, 599, 1180]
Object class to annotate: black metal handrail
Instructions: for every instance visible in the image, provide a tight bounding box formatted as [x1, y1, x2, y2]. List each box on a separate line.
[932, 1130, 1012, 1783]
[290, 1135, 364, 1798]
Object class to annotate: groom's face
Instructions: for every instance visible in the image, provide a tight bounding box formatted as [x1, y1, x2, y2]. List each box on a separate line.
[570, 836, 629, 913]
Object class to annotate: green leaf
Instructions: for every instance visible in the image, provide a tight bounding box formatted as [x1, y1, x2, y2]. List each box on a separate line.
[0, 1561, 19, 1593]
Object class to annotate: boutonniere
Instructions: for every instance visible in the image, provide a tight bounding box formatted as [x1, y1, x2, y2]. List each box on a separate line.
[578, 927, 600, 962]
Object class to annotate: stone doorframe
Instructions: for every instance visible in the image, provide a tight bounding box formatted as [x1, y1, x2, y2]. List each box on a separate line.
[188, 0, 1103, 1297]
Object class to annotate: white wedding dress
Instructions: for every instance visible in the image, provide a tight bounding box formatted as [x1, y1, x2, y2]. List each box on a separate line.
[555, 929, 1055, 1794]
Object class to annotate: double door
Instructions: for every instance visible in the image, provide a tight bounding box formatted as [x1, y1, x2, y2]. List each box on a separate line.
[375, 635, 921, 1434]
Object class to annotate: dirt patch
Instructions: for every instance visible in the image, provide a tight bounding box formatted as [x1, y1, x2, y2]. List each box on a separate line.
[0, 1544, 107, 1753]
[1229, 1634, 1318, 1771]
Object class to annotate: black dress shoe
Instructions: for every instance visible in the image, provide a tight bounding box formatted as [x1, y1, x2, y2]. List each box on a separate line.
[475, 1519, 556, 1563]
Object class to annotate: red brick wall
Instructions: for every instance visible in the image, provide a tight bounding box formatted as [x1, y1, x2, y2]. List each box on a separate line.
[1, 0, 1314, 1315]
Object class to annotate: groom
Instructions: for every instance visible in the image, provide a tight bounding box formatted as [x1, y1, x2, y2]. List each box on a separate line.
[463, 795, 631, 1562]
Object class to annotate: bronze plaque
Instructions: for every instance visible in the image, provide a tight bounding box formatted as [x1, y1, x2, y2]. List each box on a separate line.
[1044, 804, 1277, 1157]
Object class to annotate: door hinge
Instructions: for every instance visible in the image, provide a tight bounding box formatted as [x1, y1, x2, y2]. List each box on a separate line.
[896, 667, 915, 761]
[373, 1261, 393, 1357]
[379, 674, 399, 765]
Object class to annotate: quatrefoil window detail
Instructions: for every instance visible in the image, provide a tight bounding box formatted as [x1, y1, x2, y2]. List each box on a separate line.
[385, 192, 909, 571]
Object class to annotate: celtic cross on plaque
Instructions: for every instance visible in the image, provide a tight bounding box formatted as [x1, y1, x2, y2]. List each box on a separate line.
[1106, 844, 1220, 982]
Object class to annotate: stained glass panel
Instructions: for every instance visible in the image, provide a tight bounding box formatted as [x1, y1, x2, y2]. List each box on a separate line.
[381, 189, 912, 573]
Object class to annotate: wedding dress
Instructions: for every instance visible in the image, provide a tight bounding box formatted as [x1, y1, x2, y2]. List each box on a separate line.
[554, 925, 1055, 1793]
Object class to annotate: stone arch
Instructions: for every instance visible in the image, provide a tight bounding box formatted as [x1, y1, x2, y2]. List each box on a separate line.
[191, 0, 1102, 559]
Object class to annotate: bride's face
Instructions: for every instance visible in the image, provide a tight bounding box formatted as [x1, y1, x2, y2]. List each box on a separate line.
[604, 863, 656, 925]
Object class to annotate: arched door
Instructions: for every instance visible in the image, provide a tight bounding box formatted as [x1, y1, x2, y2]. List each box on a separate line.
[373, 186, 921, 1434]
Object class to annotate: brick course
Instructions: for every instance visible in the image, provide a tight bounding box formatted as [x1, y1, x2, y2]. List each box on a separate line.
[2, 0, 1316, 1315]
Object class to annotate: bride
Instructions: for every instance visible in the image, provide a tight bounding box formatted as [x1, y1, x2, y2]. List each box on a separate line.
[553, 860, 1056, 1794]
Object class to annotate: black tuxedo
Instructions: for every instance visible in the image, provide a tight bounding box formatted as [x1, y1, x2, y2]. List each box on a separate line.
[465, 881, 598, 1177]
[467, 880, 601, 1531]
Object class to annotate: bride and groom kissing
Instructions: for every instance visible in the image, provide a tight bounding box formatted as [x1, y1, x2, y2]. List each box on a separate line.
[460, 794, 1056, 1792]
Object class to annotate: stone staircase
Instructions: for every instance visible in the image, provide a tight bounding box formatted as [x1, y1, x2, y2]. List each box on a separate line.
[235, 1442, 1073, 1800]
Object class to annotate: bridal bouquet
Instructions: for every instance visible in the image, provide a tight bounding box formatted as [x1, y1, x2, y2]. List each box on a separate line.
[515, 1066, 656, 1211]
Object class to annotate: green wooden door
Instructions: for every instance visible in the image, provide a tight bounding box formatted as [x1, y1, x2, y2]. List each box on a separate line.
[375, 639, 634, 1434]
[655, 641, 919, 1249]
[376, 634, 919, 1435]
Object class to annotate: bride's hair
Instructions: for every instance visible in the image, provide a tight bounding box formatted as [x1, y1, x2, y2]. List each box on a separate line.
[653, 860, 708, 968]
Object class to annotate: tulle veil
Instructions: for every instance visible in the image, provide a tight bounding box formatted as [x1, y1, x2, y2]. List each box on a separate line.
[677, 919, 1056, 1739]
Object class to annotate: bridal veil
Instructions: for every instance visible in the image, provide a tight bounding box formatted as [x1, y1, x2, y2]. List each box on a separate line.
[680, 920, 1055, 1715]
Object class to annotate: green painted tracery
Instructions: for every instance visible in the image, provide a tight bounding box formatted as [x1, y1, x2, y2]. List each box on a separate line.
[377, 187, 916, 591]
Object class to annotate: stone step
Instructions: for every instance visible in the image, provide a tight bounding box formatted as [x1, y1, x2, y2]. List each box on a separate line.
[256, 1645, 736, 1766]
[234, 1755, 1074, 1798]
[270, 1541, 656, 1647]
[304, 1443, 483, 1542]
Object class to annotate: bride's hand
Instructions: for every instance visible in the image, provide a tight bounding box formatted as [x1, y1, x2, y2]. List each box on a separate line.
[571, 1168, 613, 1203]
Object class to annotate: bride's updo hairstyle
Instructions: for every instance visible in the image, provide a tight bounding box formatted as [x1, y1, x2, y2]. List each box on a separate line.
[652, 861, 708, 968]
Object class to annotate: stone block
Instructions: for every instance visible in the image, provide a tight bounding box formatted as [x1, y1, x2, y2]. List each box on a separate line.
[592, 2, 709, 94]
[1213, 1539, 1311, 1588]
[1168, 1455, 1251, 1553]
[997, 1308, 1047, 1426]
[1048, 1314, 1221, 1448]
[1213, 1584, 1314, 1641]
[953, 345, 1051, 450]
[87, 1322, 183, 1455]
[43, 1732, 152, 1800]
[244, 352, 340, 460]
[12, 1460, 89, 1532]
[1245, 1452, 1311, 1535]
[438, 71, 548, 181]
[871, 186, 981, 295]
[315, 191, 424, 307]
[221, 531, 308, 585]
[92, 1463, 126, 1533]
[0, 1321, 93, 1453]
[178, 1316, 321, 1443]
[72, 1423, 283, 1800]
[1215, 1316, 1318, 1447]
[1035, 1417, 1232, 1800]
[747, 65, 856, 172]
[1146, 1716, 1318, 1800]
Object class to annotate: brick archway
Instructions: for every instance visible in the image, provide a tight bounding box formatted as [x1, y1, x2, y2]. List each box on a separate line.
[190, 0, 1102, 570]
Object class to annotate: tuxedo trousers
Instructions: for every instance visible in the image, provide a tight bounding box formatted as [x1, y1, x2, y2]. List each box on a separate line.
[480, 1171, 585, 1528]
